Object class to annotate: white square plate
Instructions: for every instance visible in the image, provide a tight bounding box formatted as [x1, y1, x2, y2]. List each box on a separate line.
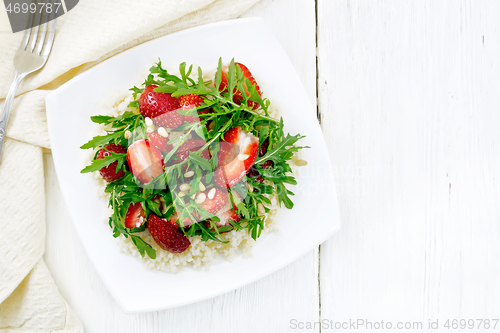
[46, 17, 340, 313]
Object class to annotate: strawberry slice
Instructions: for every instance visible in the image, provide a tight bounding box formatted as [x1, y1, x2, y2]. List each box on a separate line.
[126, 138, 164, 183]
[199, 188, 228, 214]
[214, 127, 259, 188]
[124, 202, 146, 229]
[216, 209, 241, 226]
[147, 132, 172, 155]
[147, 214, 190, 253]
[96, 143, 127, 182]
[169, 188, 228, 228]
[204, 192, 242, 229]
[164, 211, 196, 229]
[204, 209, 240, 230]
[218, 62, 262, 110]
[139, 85, 184, 129]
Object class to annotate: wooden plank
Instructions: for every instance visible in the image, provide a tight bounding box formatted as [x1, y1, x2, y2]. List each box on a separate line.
[43, 1, 319, 332]
[318, 0, 500, 330]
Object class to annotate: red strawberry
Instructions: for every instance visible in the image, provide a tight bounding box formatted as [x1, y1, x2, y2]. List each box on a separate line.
[247, 167, 265, 184]
[214, 127, 259, 188]
[246, 167, 260, 179]
[178, 94, 211, 125]
[174, 139, 210, 164]
[164, 211, 196, 229]
[178, 94, 204, 110]
[147, 132, 172, 155]
[215, 208, 241, 227]
[139, 85, 184, 129]
[199, 188, 228, 215]
[259, 138, 269, 157]
[147, 214, 190, 253]
[218, 63, 261, 110]
[260, 160, 273, 169]
[169, 188, 228, 227]
[257, 138, 273, 169]
[126, 139, 164, 183]
[204, 192, 242, 228]
[96, 143, 127, 182]
[125, 202, 146, 229]
[204, 210, 240, 230]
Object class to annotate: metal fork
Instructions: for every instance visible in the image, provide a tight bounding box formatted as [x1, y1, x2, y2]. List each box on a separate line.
[0, 2, 56, 159]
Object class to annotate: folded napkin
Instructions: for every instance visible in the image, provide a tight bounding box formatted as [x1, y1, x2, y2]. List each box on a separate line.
[0, 0, 259, 331]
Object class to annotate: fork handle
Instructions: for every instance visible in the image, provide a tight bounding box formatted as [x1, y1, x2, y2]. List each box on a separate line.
[0, 73, 27, 159]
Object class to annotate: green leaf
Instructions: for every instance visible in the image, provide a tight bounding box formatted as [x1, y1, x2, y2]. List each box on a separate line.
[227, 59, 236, 100]
[246, 77, 265, 108]
[131, 235, 157, 259]
[90, 115, 114, 124]
[146, 199, 162, 216]
[215, 57, 223, 91]
[153, 85, 178, 93]
[276, 183, 294, 209]
[80, 131, 123, 150]
[130, 86, 144, 99]
[80, 152, 126, 174]
[255, 131, 306, 165]
[128, 100, 139, 109]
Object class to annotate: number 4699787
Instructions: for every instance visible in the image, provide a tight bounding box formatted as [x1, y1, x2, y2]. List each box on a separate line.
[6, 2, 62, 14]
[444, 319, 499, 330]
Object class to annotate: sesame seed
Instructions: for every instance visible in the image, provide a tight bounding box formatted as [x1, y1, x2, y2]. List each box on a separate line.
[145, 117, 153, 127]
[146, 127, 155, 133]
[184, 170, 195, 178]
[246, 182, 254, 192]
[195, 193, 207, 204]
[207, 188, 216, 199]
[238, 153, 250, 161]
[178, 191, 186, 197]
[158, 127, 168, 138]
[199, 182, 206, 192]
[295, 159, 308, 166]
[124, 130, 132, 139]
[179, 183, 191, 191]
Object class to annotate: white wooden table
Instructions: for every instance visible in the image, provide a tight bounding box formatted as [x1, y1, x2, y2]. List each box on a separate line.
[44, 1, 500, 332]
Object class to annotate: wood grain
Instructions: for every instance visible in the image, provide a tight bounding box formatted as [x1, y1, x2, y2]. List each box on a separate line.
[43, 1, 320, 332]
[318, 0, 500, 330]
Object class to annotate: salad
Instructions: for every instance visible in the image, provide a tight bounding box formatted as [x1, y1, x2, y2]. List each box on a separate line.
[81, 59, 307, 263]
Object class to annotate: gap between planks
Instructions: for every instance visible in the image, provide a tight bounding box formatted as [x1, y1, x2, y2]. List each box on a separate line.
[315, 1, 323, 333]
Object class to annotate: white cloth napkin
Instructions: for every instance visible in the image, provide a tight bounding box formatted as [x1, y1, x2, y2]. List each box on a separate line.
[0, 0, 259, 331]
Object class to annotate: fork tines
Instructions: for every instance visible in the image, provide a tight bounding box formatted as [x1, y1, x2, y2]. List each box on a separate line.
[22, 0, 57, 56]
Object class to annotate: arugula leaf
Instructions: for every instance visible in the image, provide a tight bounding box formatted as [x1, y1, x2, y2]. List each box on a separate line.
[215, 57, 223, 91]
[80, 131, 123, 150]
[90, 115, 114, 124]
[153, 85, 178, 93]
[130, 86, 144, 99]
[131, 235, 156, 259]
[255, 132, 307, 165]
[128, 100, 139, 109]
[80, 152, 126, 173]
